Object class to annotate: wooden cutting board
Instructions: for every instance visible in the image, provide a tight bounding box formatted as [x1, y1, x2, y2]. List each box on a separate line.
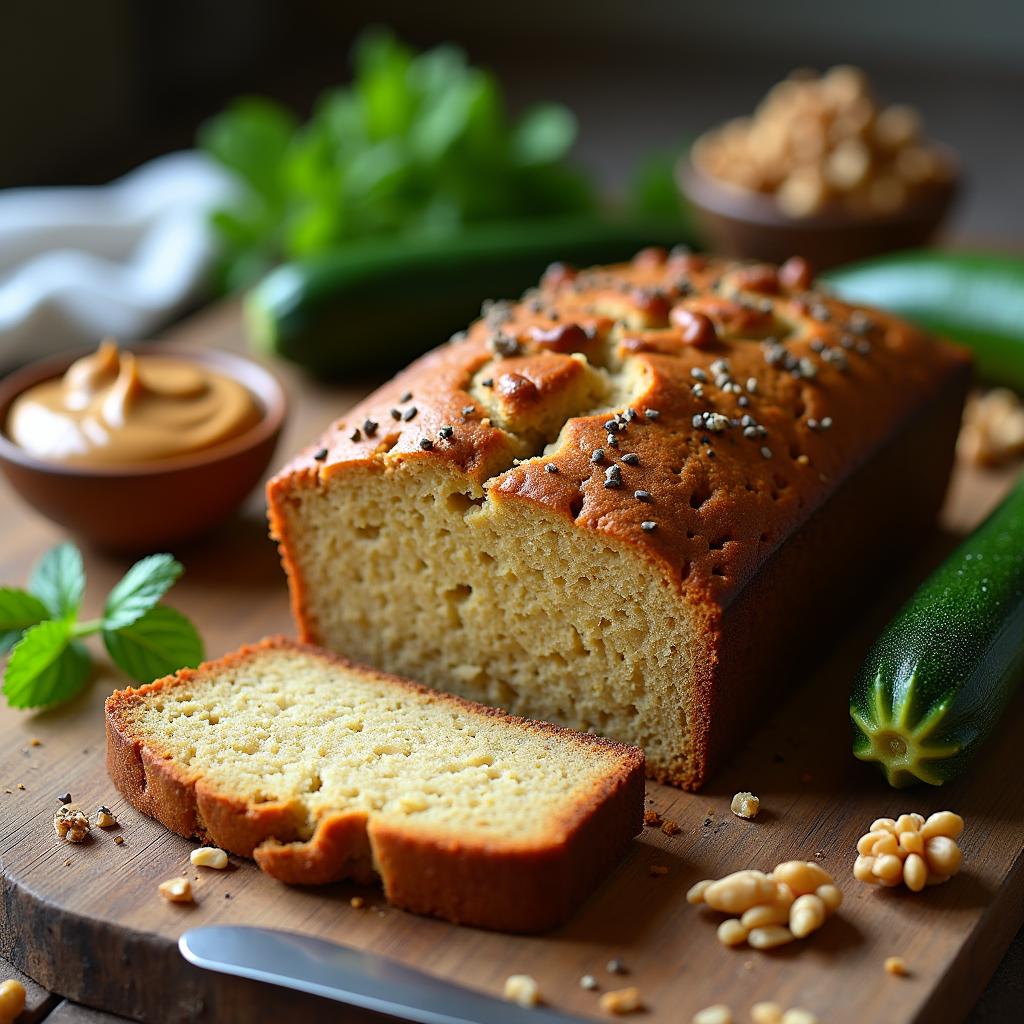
[1, 301, 1022, 1024]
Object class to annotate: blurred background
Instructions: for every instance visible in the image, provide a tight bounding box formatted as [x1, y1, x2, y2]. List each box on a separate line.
[3, 0, 1022, 240]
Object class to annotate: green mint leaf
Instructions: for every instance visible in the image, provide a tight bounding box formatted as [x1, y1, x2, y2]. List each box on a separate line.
[103, 554, 184, 632]
[511, 104, 577, 166]
[3, 619, 91, 709]
[0, 587, 51, 654]
[103, 605, 204, 684]
[29, 543, 85, 619]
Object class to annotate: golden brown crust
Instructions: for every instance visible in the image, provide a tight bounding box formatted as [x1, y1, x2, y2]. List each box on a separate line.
[270, 252, 969, 606]
[105, 637, 645, 933]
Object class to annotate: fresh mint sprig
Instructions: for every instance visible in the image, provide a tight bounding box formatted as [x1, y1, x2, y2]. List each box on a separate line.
[1, 542, 204, 709]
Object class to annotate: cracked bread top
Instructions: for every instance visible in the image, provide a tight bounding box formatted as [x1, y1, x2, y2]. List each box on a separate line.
[270, 250, 970, 608]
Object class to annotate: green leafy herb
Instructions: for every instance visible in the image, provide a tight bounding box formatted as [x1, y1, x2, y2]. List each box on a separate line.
[200, 29, 596, 290]
[2, 544, 204, 710]
[29, 542, 85, 619]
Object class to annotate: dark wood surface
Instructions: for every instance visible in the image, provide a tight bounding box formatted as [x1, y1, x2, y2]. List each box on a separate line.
[1, 300, 1023, 1024]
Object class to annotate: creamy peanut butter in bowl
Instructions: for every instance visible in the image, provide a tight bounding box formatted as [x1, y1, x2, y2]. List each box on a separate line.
[0, 341, 287, 550]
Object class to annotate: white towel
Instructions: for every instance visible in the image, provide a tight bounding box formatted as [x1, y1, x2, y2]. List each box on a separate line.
[0, 151, 237, 366]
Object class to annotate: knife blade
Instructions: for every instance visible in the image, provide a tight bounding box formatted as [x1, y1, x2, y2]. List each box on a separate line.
[179, 925, 588, 1024]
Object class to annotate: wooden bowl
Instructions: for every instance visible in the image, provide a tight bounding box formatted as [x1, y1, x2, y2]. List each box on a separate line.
[679, 153, 960, 271]
[0, 344, 287, 552]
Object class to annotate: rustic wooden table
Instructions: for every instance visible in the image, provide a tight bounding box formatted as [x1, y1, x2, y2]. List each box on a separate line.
[1, 300, 1022, 1023]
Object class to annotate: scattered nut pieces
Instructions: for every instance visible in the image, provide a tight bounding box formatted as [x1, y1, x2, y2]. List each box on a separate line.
[600, 986, 642, 1015]
[884, 956, 909, 976]
[692, 1004, 732, 1024]
[190, 846, 229, 869]
[350, 896, 366, 909]
[661, 818, 681, 836]
[854, 811, 964, 890]
[643, 809, 663, 827]
[53, 805, 91, 843]
[94, 806, 117, 828]
[731, 792, 760, 820]
[29, 737, 42, 747]
[751, 1003, 783, 1024]
[503, 974, 541, 1008]
[959, 388, 1024, 466]
[781, 1011, 819, 1024]
[0, 979, 27, 1022]
[158, 877, 194, 903]
[113, 835, 125, 846]
[691, 861, 841, 951]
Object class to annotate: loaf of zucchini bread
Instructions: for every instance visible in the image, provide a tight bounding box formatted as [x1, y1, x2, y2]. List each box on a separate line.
[267, 251, 971, 789]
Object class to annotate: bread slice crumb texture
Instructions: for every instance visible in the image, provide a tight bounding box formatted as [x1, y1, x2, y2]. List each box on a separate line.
[114, 641, 630, 846]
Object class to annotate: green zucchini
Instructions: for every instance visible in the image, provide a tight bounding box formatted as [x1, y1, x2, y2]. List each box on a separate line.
[850, 476, 1024, 787]
[826, 251, 1024, 390]
[245, 215, 696, 377]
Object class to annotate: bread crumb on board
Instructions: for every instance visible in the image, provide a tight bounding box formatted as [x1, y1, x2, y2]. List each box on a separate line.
[503, 974, 541, 1007]
[884, 956, 909, 976]
[730, 791, 760, 819]
[0, 979, 27, 1021]
[600, 986, 643, 1015]
[692, 1004, 732, 1024]
[190, 846, 229, 869]
[158, 877, 194, 904]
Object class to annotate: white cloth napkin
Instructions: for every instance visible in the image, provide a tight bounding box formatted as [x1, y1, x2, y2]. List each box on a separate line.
[0, 151, 237, 367]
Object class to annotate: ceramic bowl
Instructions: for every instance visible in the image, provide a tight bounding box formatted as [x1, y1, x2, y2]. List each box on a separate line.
[679, 152, 960, 271]
[0, 344, 286, 551]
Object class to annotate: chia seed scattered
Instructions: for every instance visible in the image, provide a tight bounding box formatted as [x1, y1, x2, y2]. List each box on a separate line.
[544, 463, 559, 473]
[821, 416, 833, 429]
[847, 310, 875, 335]
[481, 378, 494, 388]
[761, 446, 773, 459]
[807, 418, 820, 430]
[706, 449, 716, 458]
[704, 412, 730, 433]
[580, 975, 599, 991]
[438, 425, 454, 440]
[746, 377, 758, 393]
[349, 428, 362, 442]
[690, 367, 708, 382]
[419, 438, 434, 450]
[798, 357, 818, 379]
[362, 419, 378, 437]
[635, 490, 652, 503]
[58, 793, 72, 804]
[692, 414, 704, 429]
[604, 419, 621, 433]
[607, 434, 619, 447]
[591, 448, 605, 464]
[607, 959, 628, 975]
[691, 383, 705, 398]
[856, 340, 872, 355]
[621, 452, 640, 466]
[644, 408, 661, 419]
[489, 332, 522, 357]
[839, 334, 855, 350]
[810, 303, 832, 321]
[810, 339, 826, 353]
[312, 448, 328, 462]
[389, 408, 402, 420]
[462, 405, 475, 416]
[738, 395, 750, 408]
[604, 465, 622, 489]
[400, 392, 413, 403]
[624, 407, 638, 421]
[402, 406, 418, 421]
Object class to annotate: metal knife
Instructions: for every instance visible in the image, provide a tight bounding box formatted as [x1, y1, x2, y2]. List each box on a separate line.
[179, 925, 587, 1024]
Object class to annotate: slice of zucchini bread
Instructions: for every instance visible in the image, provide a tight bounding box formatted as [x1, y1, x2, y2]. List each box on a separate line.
[106, 637, 644, 933]
[267, 251, 971, 790]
